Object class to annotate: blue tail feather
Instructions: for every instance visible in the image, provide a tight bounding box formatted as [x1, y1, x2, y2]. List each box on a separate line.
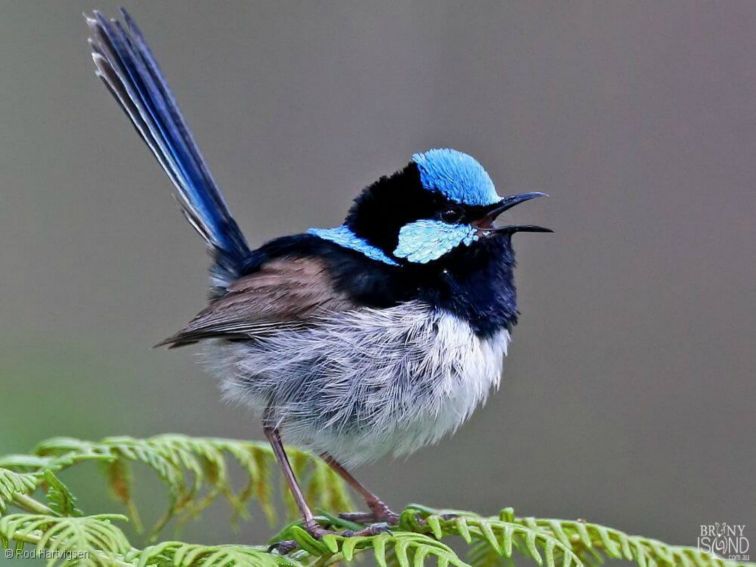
[87, 9, 250, 287]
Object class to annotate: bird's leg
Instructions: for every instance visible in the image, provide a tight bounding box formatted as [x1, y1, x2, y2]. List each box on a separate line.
[321, 453, 399, 525]
[263, 412, 329, 539]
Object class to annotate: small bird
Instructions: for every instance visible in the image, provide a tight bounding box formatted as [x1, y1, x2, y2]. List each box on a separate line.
[86, 10, 551, 539]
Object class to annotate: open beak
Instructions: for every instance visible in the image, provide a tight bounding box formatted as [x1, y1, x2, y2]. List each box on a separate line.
[473, 192, 552, 235]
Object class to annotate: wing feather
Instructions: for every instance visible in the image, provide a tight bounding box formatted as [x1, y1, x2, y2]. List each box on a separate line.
[158, 257, 354, 348]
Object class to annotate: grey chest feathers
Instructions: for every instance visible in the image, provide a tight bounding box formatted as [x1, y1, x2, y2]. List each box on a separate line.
[210, 301, 509, 467]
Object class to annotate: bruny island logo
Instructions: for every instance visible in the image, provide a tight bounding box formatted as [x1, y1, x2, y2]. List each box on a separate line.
[698, 522, 750, 561]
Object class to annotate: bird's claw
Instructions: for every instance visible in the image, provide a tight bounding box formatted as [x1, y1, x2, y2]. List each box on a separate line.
[305, 521, 337, 539]
[270, 520, 392, 555]
[343, 522, 392, 537]
[269, 521, 336, 555]
[268, 539, 298, 555]
[339, 502, 399, 526]
[339, 511, 378, 523]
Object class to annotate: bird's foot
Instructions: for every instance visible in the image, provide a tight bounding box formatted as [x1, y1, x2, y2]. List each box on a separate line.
[305, 520, 336, 539]
[343, 522, 392, 537]
[270, 518, 392, 555]
[269, 539, 298, 555]
[340, 510, 400, 525]
[339, 500, 399, 525]
[269, 520, 338, 554]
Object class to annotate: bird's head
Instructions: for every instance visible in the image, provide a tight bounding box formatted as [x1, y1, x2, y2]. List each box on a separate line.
[342, 148, 551, 266]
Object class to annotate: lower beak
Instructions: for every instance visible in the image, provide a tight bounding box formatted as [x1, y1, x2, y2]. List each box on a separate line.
[494, 224, 553, 234]
[474, 192, 552, 234]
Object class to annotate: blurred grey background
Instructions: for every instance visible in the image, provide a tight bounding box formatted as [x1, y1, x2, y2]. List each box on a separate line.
[1, 0, 754, 558]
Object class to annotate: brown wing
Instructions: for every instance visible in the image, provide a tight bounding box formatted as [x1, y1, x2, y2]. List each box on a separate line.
[158, 257, 355, 348]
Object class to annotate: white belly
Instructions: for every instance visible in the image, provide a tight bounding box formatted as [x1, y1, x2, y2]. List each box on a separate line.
[209, 301, 509, 467]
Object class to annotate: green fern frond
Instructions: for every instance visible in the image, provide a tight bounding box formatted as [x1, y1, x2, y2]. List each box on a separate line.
[518, 515, 743, 567]
[0, 467, 39, 513]
[0, 513, 130, 566]
[127, 541, 301, 567]
[276, 525, 469, 567]
[0, 451, 110, 474]
[1, 435, 754, 567]
[467, 538, 517, 567]
[43, 471, 82, 517]
[29, 434, 353, 534]
[401, 507, 581, 567]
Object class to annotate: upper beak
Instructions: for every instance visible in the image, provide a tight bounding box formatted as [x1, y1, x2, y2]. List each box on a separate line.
[474, 192, 552, 234]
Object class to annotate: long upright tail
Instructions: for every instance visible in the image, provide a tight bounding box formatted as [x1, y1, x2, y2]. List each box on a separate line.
[86, 9, 250, 288]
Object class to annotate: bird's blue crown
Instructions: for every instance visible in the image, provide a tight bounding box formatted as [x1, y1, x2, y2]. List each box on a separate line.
[412, 149, 500, 206]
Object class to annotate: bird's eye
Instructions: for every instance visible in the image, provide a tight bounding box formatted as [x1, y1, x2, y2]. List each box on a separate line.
[440, 208, 463, 223]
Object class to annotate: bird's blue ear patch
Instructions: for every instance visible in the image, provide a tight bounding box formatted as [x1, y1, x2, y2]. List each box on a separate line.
[394, 220, 478, 264]
[412, 149, 500, 206]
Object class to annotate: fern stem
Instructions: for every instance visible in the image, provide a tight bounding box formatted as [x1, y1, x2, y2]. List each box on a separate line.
[126, 499, 143, 534]
[12, 494, 59, 517]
